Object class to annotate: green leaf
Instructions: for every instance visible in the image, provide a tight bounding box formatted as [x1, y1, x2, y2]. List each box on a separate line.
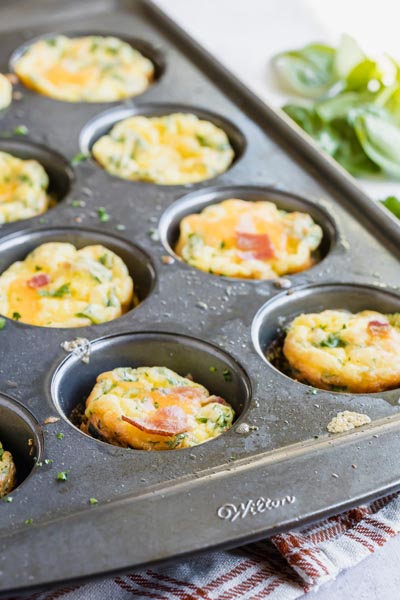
[353, 111, 400, 177]
[381, 196, 400, 219]
[330, 117, 381, 176]
[346, 59, 378, 91]
[315, 92, 370, 121]
[334, 34, 365, 80]
[273, 44, 336, 98]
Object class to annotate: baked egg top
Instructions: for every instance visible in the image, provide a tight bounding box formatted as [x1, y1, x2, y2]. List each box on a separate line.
[0, 242, 134, 327]
[14, 35, 154, 102]
[83, 366, 235, 450]
[92, 113, 235, 185]
[175, 198, 323, 279]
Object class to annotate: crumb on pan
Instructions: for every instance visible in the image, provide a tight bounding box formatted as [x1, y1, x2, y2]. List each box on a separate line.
[327, 410, 371, 433]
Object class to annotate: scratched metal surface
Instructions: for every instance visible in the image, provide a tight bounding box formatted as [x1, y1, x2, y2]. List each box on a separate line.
[0, 0, 399, 595]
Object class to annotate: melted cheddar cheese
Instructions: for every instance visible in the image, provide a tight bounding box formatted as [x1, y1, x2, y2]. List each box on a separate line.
[283, 310, 400, 393]
[0, 74, 12, 110]
[175, 198, 323, 279]
[14, 35, 154, 102]
[0, 442, 16, 498]
[83, 366, 235, 450]
[0, 151, 51, 224]
[92, 113, 234, 185]
[0, 243, 134, 327]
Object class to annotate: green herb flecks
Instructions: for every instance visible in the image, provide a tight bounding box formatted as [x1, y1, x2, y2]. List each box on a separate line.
[38, 283, 71, 298]
[320, 333, 347, 348]
[56, 471, 68, 481]
[71, 152, 89, 166]
[0, 318, 5, 331]
[12, 312, 21, 321]
[97, 207, 110, 223]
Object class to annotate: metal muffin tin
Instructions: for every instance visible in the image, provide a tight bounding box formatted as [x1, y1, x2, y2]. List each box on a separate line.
[0, 0, 400, 595]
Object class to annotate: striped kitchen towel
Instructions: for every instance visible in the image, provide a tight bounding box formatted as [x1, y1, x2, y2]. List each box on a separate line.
[8, 492, 400, 600]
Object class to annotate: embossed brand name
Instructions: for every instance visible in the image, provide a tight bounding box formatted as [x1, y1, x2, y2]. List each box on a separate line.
[217, 495, 296, 522]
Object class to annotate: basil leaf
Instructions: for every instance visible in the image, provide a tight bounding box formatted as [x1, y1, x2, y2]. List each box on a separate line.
[381, 196, 400, 219]
[353, 111, 400, 177]
[273, 44, 336, 98]
[334, 34, 365, 80]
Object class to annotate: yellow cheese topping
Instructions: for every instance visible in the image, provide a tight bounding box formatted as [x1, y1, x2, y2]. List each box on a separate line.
[0, 441, 16, 498]
[92, 113, 235, 185]
[175, 198, 323, 279]
[283, 310, 400, 393]
[0, 151, 51, 224]
[0, 74, 12, 110]
[0, 242, 134, 327]
[83, 366, 235, 450]
[14, 35, 154, 102]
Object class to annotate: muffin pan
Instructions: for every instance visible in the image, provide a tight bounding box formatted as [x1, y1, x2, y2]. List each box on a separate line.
[0, 0, 400, 595]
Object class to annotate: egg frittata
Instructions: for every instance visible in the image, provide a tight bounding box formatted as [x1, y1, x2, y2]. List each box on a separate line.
[14, 35, 154, 103]
[283, 310, 400, 393]
[0, 243, 134, 327]
[83, 366, 235, 450]
[175, 198, 323, 279]
[0, 151, 51, 225]
[0, 441, 16, 498]
[0, 74, 12, 110]
[92, 113, 235, 185]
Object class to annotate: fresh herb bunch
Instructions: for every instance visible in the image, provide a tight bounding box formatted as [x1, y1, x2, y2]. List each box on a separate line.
[273, 34, 400, 178]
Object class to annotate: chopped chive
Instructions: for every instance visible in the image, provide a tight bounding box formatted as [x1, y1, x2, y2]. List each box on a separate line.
[209, 366, 217, 373]
[71, 152, 89, 165]
[56, 470, 68, 481]
[13, 125, 29, 136]
[223, 369, 232, 382]
[12, 312, 21, 321]
[24, 518, 33, 525]
[56, 432, 64, 440]
[89, 497, 98, 505]
[0, 318, 5, 330]
[97, 207, 110, 222]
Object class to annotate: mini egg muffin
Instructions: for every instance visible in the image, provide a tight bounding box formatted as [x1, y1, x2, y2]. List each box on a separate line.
[0, 151, 51, 224]
[0, 243, 134, 327]
[14, 35, 154, 103]
[92, 113, 234, 185]
[283, 310, 400, 393]
[0, 441, 16, 498]
[175, 198, 323, 279]
[0, 74, 12, 110]
[83, 366, 235, 450]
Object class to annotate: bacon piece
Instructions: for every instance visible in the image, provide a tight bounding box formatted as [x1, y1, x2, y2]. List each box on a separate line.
[201, 395, 229, 407]
[122, 406, 190, 437]
[27, 273, 50, 289]
[235, 231, 275, 260]
[367, 320, 390, 337]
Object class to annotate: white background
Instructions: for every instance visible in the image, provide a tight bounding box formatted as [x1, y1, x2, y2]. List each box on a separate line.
[156, 1, 400, 598]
